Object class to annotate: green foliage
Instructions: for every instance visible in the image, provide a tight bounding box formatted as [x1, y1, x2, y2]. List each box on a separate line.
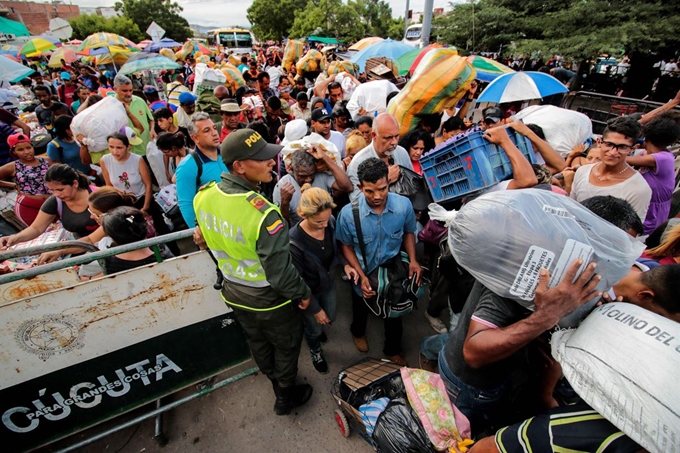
[248, 0, 309, 41]
[289, 0, 365, 42]
[114, 0, 193, 42]
[434, 0, 680, 59]
[387, 17, 405, 40]
[69, 14, 144, 42]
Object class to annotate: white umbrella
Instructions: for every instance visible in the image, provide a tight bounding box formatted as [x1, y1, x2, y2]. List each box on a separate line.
[49, 18, 73, 40]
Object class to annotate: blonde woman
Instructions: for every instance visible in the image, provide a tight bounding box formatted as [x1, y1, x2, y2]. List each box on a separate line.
[643, 224, 680, 265]
[288, 186, 358, 373]
[342, 130, 367, 170]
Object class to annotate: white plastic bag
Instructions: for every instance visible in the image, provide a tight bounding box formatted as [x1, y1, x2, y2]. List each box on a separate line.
[71, 96, 128, 153]
[448, 189, 645, 327]
[193, 63, 226, 91]
[145, 141, 171, 188]
[552, 302, 680, 453]
[514, 105, 592, 157]
[280, 133, 342, 170]
[346, 80, 398, 120]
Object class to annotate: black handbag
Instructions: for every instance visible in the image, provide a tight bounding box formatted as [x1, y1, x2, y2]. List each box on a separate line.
[351, 200, 424, 319]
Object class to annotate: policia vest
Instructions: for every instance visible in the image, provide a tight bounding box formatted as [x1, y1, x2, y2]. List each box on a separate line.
[193, 182, 290, 311]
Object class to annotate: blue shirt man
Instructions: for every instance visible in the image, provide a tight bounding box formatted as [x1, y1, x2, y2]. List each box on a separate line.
[336, 156, 421, 365]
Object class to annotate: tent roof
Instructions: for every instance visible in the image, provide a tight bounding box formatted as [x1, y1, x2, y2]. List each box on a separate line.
[0, 17, 30, 37]
[307, 36, 340, 45]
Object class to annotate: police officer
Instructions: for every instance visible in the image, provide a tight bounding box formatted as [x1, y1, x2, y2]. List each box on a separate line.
[193, 128, 313, 415]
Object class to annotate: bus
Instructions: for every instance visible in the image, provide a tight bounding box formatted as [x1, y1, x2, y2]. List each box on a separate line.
[403, 24, 423, 48]
[206, 28, 256, 54]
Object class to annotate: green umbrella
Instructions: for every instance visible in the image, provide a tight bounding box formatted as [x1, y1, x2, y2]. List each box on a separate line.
[118, 52, 180, 75]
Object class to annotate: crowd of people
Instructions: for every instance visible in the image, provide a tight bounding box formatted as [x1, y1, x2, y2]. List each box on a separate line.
[1, 44, 679, 451]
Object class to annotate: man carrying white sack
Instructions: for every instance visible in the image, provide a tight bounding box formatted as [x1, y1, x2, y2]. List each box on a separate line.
[437, 259, 601, 437]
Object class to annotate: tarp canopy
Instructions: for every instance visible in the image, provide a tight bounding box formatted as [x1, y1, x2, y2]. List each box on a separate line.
[308, 36, 340, 45]
[0, 17, 30, 37]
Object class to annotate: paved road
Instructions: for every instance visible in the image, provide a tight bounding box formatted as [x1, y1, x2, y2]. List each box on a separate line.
[48, 274, 442, 453]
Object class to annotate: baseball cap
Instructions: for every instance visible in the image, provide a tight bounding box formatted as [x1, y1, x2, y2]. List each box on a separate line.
[221, 128, 282, 166]
[483, 107, 503, 123]
[60, 72, 71, 80]
[119, 126, 143, 146]
[178, 92, 197, 105]
[142, 85, 158, 94]
[311, 108, 331, 122]
[7, 133, 31, 149]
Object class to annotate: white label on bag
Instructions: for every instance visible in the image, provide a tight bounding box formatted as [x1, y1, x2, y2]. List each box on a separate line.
[549, 239, 594, 287]
[510, 246, 555, 301]
[542, 204, 573, 219]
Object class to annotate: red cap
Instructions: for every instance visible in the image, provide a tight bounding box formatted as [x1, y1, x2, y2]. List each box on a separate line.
[7, 133, 31, 149]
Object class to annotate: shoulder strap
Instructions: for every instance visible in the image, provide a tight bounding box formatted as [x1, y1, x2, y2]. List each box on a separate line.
[187, 149, 203, 190]
[50, 139, 63, 162]
[351, 199, 369, 271]
[56, 196, 63, 219]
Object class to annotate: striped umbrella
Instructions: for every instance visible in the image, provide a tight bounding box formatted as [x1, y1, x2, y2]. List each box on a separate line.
[348, 37, 383, 52]
[118, 52, 180, 75]
[477, 71, 568, 103]
[1, 54, 20, 62]
[80, 33, 137, 50]
[48, 47, 79, 68]
[19, 37, 56, 56]
[467, 55, 515, 82]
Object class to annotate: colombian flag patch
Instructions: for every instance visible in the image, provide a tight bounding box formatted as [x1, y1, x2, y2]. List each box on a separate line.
[266, 219, 284, 235]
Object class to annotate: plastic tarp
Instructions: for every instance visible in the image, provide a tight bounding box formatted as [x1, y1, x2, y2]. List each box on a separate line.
[0, 17, 30, 37]
[308, 36, 339, 45]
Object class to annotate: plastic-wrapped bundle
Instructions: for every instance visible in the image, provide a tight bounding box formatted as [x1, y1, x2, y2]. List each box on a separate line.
[71, 96, 128, 153]
[445, 189, 645, 327]
[514, 105, 592, 157]
[387, 50, 475, 136]
[328, 60, 355, 76]
[296, 49, 325, 75]
[282, 39, 304, 72]
[220, 63, 245, 93]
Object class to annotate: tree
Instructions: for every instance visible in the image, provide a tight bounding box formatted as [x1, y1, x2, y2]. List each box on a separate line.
[247, 0, 308, 41]
[386, 17, 405, 40]
[114, 0, 192, 42]
[350, 0, 394, 37]
[69, 14, 144, 42]
[289, 0, 365, 43]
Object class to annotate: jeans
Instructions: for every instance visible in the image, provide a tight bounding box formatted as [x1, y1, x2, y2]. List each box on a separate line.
[421, 333, 450, 361]
[302, 287, 338, 353]
[438, 348, 508, 437]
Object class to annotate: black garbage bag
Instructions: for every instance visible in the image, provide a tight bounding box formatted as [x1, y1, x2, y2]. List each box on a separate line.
[384, 374, 405, 400]
[390, 166, 424, 197]
[372, 397, 436, 453]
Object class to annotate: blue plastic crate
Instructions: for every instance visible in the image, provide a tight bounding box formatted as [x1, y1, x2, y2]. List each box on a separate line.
[421, 129, 535, 203]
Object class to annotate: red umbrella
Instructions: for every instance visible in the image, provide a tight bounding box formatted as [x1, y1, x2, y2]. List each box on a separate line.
[1, 54, 20, 62]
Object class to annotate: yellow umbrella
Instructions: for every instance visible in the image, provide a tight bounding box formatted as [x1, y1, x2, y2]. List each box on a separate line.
[48, 47, 78, 68]
[20, 37, 56, 56]
[348, 37, 384, 52]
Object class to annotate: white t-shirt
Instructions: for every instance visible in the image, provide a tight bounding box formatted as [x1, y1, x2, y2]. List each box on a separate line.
[101, 152, 146, 199]
[329, 130, 347, 158]
[273, 172, 335, 226]
[569, 163, 652, 221]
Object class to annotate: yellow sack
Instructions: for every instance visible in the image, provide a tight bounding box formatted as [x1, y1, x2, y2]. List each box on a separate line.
[388, 50, 476, 136]
[221, 63, 245, 93]
[282, 39, 304, 72]
[328, 60, 355, 76]
[159, 48, 176, 61]
[228, 54, 241, 66]
[296, 49, 325, 75]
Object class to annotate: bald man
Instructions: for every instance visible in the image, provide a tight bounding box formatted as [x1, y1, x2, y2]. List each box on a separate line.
[346, 113, 414, 201]
[214, 85, 230, 102]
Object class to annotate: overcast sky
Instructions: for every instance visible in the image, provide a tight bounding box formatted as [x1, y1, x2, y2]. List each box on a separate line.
[70, 0, 453, 29]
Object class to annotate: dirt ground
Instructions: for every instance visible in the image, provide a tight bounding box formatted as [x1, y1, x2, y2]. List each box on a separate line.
[46, 276, 443, 453]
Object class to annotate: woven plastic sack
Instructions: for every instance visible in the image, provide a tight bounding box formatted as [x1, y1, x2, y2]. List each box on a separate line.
[159, 48, 176, 61]
[296, 49, 325, 75]
[71, 96, 128, 153]
[514, 105, 593, 157]
[401, 368, 472, 452]
[221, 63, 245, 93]
[446, 189, 645, 327]
[282, 39, 304, 72]
[387, 50, 475, 136]
[552, 302, 680, 453]
[227, 54, 241, 66]
[328, 60, 355, 76]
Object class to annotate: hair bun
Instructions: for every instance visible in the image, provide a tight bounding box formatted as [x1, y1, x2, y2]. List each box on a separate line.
[300, 183, 312, 193]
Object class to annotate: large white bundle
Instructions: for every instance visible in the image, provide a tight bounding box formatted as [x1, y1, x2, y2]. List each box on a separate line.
[346, 80, 398, 120]
[71, 96, 128, 153]
[193, 63, 226, 90]
[515, 105, 592, 157]
[552, 302, 680, 453]
[447, 189, 644, 326]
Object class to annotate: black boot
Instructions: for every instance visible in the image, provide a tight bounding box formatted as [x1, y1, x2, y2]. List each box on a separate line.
[273, 383, 313, 416]
[269, 378, 279, 397]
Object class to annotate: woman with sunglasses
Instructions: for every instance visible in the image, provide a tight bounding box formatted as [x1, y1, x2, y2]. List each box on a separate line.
[564, 117, 652, 224]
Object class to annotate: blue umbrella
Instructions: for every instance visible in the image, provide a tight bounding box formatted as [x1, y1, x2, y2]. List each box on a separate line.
[0, 55, 34, 82]
[477, 71, 568, 103]
[143, 38, 182, 53]
[349, 38, 414, 72]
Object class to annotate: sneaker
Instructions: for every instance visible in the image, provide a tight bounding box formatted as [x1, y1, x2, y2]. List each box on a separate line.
[424, 312, 447, 334]
[386, 354, 408, 366]
[419, 353, 437, 373]
[352, 335, 369, 353]
[319, 332, 328, 343]
[311, 350, 328, 374]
